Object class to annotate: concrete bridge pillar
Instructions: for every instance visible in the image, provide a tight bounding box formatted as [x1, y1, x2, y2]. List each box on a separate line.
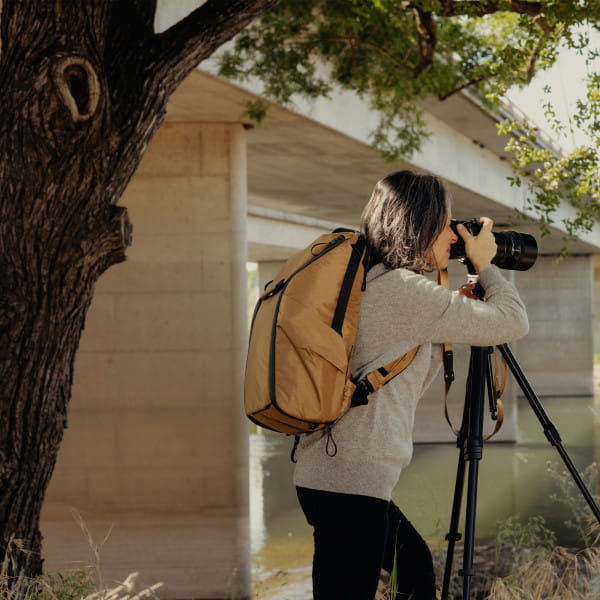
[515, 255, 594, 397]
[42, 121, 251, 599]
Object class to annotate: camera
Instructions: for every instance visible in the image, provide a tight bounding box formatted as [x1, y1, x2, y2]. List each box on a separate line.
[450, 219, 537, 271]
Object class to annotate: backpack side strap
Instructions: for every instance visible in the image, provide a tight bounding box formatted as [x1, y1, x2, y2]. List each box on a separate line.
[351, 346, 419, 407]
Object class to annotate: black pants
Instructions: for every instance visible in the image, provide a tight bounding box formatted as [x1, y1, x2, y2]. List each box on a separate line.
[296, 486, 436, 600]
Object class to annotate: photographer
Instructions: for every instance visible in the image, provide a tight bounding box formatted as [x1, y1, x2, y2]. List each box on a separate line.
[293, 170, 529, 599]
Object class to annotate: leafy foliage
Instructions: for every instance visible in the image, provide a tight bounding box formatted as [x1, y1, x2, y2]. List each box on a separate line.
[25, 570, 96, 600]
[547, 461, 600, 547]
[494, 515, 556, 574]
[219, 0, 600, 240]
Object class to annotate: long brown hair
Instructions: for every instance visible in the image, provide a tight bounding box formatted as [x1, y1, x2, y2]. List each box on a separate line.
[360, 170, 449, 272]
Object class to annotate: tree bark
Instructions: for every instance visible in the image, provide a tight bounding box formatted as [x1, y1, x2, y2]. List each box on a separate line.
[0, 0, 276, 591]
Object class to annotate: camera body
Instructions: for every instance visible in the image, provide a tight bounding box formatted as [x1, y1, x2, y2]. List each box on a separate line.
[450, 219, 537, 271]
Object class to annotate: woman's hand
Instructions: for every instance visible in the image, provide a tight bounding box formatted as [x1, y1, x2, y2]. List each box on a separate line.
[456, 217, 497, 273]
[456, 282, 479, 299]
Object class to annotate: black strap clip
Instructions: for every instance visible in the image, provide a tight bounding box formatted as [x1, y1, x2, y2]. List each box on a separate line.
[351, 378, 374, 407]
[443, 349, 455, 384]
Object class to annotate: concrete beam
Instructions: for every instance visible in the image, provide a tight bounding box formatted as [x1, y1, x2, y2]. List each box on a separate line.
[247, 205, 349, 262]
[173, 62, 600, 254]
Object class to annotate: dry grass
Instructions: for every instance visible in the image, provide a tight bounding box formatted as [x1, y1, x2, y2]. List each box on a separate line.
[0, 511, 163, 600]
[4, 569, 164, 600]
[486, 546, 600, 600]
[83, 573, 163, 600]
[0, 570, 163, 600]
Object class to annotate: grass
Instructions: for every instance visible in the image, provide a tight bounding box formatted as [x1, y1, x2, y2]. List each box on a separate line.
[3, 461, 599, 600]
[379, 512, 600, 600]
[487, 546, 600, 600]
[0, 571, 162, 600]
[1, 539, 599, 600]
[483, 499, 600, 600]
[0, 511, 163, 600]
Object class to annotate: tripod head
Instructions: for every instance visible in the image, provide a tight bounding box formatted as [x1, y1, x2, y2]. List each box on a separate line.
[457, 257, 486, 301]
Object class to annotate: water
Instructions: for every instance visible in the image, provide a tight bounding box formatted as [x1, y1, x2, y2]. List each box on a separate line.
[249, 394, 599, 598]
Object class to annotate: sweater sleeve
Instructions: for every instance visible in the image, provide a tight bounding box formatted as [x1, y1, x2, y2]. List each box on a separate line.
[362, 265, 529, 349]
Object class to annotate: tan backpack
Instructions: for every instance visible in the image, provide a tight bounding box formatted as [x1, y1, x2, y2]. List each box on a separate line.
[244, 229, 418, 437]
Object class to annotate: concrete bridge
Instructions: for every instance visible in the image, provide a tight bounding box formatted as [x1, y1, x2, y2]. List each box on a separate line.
[40, 22, 600, 600]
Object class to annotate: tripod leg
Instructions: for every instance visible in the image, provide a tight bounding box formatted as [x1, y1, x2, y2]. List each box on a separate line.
[441, 452, 465, 600]
[498, 343, 600, 526]
[459, 347, 487, 600]
[442, 347, 488, 600]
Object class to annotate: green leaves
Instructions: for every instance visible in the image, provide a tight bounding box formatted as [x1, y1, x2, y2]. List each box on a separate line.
[220, 0, 600, 243]
[243, 99, 269, 124]
[497, 53, 600, 248]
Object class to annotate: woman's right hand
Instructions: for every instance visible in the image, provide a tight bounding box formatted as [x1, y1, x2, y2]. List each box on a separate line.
[456, 217, 497, 273]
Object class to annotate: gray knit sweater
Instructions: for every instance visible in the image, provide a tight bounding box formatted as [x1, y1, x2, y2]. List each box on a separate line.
[293, 264, 529, 500]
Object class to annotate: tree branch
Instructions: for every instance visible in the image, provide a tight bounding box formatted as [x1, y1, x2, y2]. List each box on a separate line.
[525, 23, 556, 81]
[126, 0, 158, 33]
[404, 0, 545, 19]
[108, 0, 157, 37]
[411, 6, 437, 78]
[438, 74, 494, 101]
[407, 0, 553, 84]
[151, 0, 278, 95]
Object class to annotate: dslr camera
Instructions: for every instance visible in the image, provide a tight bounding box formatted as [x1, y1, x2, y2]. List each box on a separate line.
[450, 219, 537, 271]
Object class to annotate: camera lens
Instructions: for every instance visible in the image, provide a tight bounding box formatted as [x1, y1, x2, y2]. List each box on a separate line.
[450, 219, 537, 271]
[491, 230, 537, 271]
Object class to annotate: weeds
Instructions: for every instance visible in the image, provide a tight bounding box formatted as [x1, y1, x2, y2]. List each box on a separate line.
[431, 515, 594, 600]
[486, 546, 600, 600]
[0, 511, 162, 600]
[483, 464, 600, 599]
[547, 461, 600, 547]
[0, 570, 162, 600]
[494, 514, 556, 574]
[26, 570, 96, 600]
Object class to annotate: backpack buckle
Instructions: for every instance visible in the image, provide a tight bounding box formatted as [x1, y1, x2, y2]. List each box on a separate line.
[351, 378, 373, 407]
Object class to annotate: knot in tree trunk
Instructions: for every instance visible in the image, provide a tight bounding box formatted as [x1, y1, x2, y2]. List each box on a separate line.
[52, 56, 100, 122]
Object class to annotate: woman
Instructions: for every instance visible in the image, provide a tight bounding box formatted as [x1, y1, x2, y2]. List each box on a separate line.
[293, 170, 529, 599]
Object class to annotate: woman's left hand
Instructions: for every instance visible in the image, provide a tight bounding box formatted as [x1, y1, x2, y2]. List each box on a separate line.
[457, 282, 478, 299]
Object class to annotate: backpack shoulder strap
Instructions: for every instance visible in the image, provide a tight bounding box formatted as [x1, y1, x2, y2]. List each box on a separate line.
[351, 346, 419, 407]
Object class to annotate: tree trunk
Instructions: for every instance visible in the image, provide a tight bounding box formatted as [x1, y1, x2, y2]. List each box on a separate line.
[0, 0, 133, 585]
[0, 0, 276, 591]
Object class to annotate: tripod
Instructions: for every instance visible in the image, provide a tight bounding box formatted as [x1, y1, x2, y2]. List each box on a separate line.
[440, 308, 600, 600]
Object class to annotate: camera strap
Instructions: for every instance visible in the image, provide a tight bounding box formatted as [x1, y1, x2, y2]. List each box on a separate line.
[438, 269, 506, 440]
[438, 269, 459, 436]
[485, 349, 506, 441]
[438, 269, 455, 393]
